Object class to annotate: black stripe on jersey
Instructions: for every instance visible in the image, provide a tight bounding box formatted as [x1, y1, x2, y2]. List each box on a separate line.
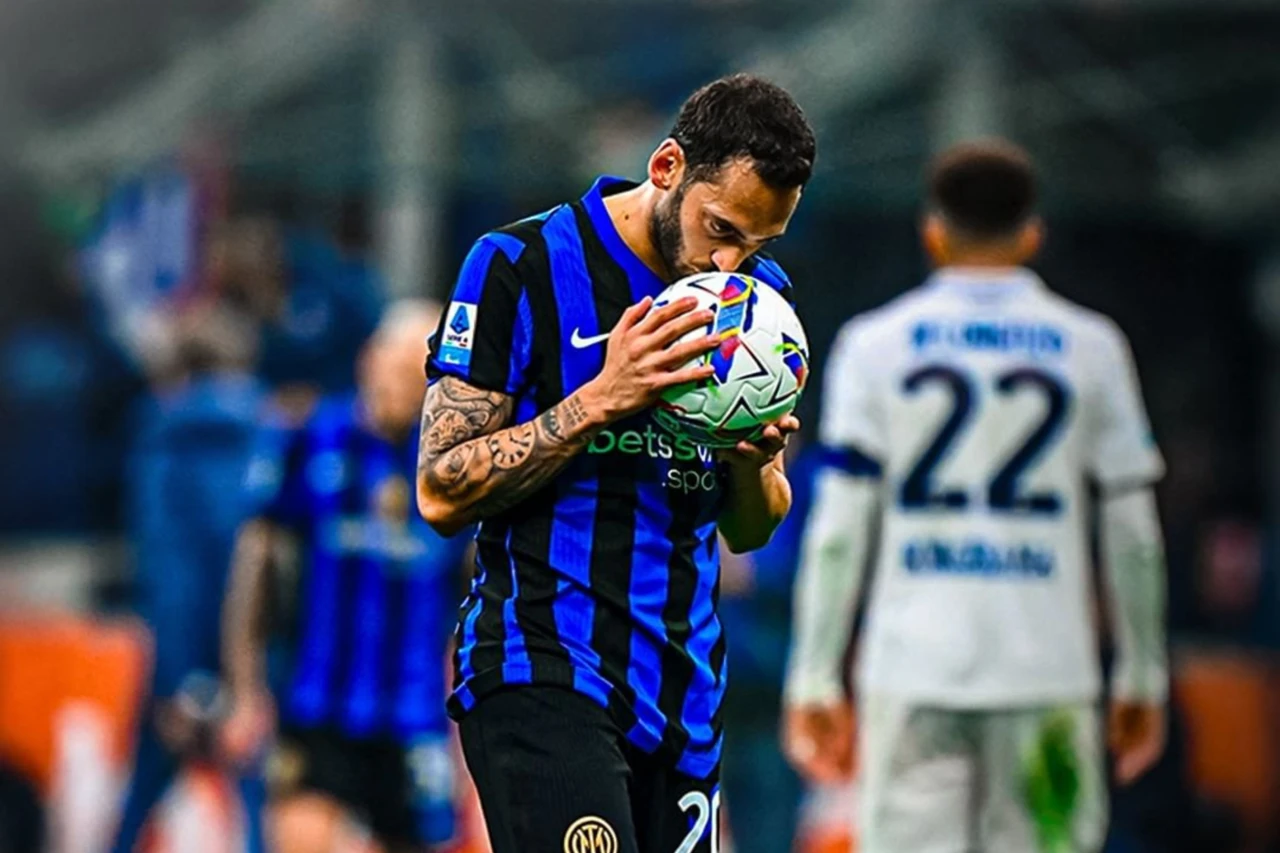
[655, 490, 703, 757]
[380, 572, 408, 731]
[468, 250, 523, 392]
[503, 216, 570, 683]
[467, 532, 514, 679]
[575, 202, 641, 734]
[706, 542, 727, 740]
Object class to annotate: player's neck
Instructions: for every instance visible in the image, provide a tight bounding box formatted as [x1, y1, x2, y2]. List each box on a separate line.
[603, 182, 667, 278]
[935, 245, 1031, 269]
[938, 261, 1028, 274]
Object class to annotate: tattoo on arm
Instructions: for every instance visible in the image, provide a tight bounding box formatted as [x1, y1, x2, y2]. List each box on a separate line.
[418, 377, 601, 522]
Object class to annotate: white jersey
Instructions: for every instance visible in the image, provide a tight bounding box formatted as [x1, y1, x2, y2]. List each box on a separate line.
[823, 268, 1164, 706]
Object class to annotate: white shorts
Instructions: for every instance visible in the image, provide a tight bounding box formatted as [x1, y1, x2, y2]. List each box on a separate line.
[857, 695, 1107, 853]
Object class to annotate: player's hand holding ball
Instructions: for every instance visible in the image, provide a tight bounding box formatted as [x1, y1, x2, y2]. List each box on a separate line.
[581, 295, 721, 422]
[720, 413, 800, 468]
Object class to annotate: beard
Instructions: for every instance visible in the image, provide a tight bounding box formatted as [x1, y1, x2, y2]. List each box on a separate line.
[649, 180, 697, 281]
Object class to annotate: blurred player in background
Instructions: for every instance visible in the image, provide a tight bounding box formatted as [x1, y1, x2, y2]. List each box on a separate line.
[110, 304, 267, 853]
[416, 74, 814, 853]
[784, 140, 1169, 852]
[221, 300, 470, 853]
[210, 216, 384, 421]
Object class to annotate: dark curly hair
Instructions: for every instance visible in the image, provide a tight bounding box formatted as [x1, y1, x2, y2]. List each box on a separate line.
[669, 73, 816, 189]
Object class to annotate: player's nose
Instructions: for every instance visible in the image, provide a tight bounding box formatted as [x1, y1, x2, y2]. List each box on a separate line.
[711, 248, 746, 273]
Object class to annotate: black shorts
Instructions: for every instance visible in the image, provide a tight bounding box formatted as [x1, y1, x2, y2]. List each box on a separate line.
[459, 686, 720, 853]
[268, 726, 456, 848]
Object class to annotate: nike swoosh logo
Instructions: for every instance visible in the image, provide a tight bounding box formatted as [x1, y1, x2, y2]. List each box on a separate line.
[570, 329, 611, 349]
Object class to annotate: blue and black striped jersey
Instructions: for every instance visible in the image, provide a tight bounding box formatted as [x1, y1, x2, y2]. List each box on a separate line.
[426, 176, 794, 778]
[244, 395, 470, 741]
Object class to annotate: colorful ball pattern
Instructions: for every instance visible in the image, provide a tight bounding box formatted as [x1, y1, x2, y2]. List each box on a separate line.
[652, 272, 810, 449]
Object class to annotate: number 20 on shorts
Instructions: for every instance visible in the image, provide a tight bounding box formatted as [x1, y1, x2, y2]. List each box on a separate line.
[675, 789, 721, 853]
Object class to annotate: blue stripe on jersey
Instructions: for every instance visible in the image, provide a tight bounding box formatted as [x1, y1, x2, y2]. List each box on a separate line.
[451, 238, 501, 305]
[749, 255, 791, 291]
[343, 437, 394, 735]
[583, 176, 667, 298]
[488, 232, 526, 264]
[514, 396, 540, 424]
[508, 289, 535, 395]
[548, 491, 605, 702]
[287, 412, 346, 725]
[624, 480, 675, 753]
[541, 203, 615, 703]
[453, 579, 485, 708]
[543, 205, 603, 390]
[676, 522, 723, 777]
[818, 444, 884, 478]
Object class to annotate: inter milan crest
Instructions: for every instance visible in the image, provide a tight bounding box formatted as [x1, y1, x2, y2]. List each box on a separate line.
[563, 816, 618, 853]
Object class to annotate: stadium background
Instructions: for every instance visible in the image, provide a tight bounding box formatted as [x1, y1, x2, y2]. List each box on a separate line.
[0, 0, 1277, 851]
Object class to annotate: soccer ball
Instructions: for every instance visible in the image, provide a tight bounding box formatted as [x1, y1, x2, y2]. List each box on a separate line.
[652, 272, 810, 449]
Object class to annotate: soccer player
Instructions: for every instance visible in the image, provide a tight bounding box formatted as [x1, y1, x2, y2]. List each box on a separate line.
[111, 305, 267, 853]
[416, 74, 815, 853]
[222, 301, 469, 853]
[783, 140, 1169, 853]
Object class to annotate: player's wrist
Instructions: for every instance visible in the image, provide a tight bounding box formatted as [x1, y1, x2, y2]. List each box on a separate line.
[1109, 677, 1169, 707]
[783, 676, 845, 708]
[576, 378, 625, 426]
[226, 672, 270, 705]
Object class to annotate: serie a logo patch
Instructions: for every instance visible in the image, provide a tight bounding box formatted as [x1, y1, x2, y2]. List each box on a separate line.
[439, 301, 478, 368]
[563, 815, 618, 853]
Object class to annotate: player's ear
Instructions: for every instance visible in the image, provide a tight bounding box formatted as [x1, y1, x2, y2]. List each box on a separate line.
[1017, 216, 1045, 262]
[648, 138, 685, 192]
[922, 213, 949, 266]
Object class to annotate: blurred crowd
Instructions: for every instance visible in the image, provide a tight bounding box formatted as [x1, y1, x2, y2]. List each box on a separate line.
[0, 167, 396, 852]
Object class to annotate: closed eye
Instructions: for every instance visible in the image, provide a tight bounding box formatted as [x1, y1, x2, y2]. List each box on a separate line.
[708, 217, 739, 239]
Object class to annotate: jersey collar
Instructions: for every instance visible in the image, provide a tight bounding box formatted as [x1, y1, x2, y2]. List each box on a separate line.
[927, 267, 1044, 300]
[582, 175, 668, 298]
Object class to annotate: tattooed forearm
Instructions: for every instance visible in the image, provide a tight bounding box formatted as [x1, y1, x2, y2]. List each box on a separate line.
[417, 377, 604, 527]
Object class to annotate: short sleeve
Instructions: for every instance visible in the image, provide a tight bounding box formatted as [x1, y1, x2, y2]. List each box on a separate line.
[818, 319, 887, 469]
[1087, 322, 1165, 490]
[427, 233, 533, 395]
[242, 417, 308, 528]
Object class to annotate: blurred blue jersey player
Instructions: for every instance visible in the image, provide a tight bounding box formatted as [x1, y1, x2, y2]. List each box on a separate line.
[110, 306, 267, 853]
[417, 75, 816, 853]
[222, 302, 469, 853]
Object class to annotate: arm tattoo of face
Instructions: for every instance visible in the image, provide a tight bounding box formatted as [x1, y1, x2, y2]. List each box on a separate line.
[417, 377, 601, 520]
[419, 378, 510, 497]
